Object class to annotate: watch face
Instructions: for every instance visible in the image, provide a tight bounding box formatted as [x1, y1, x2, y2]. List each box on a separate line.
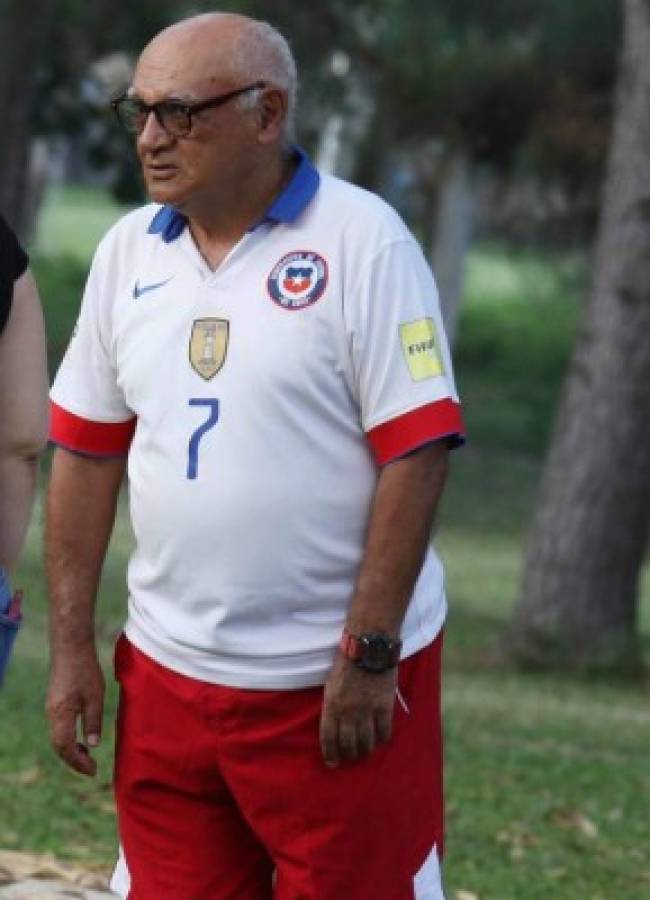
[359, 634, 394, 672]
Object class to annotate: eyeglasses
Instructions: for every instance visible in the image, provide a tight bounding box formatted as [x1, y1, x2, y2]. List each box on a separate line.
[111, 81, 267, 137]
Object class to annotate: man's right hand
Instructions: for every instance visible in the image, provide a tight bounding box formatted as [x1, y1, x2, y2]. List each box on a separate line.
[46, 647, 105, 777]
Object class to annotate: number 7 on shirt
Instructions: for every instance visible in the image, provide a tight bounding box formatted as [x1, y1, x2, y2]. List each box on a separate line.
[187, 398, 219, 480]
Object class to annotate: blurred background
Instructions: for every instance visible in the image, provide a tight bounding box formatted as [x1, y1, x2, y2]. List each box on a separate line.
[1, 1, 649, 898]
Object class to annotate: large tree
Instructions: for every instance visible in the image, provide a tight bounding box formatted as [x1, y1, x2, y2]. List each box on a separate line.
[0, 0, 178, 236]
[510, 0, 650, 672]
[0, 0, 56, 237]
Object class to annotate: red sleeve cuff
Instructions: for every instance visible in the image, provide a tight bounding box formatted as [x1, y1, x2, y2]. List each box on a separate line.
[49, 401, 136, 457]
[367, 398, 465, 466]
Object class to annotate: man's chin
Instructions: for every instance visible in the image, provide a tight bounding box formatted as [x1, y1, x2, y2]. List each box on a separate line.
[144, 177, 186, 208]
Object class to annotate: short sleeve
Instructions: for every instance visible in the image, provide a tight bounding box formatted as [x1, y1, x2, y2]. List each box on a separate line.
[0, 215, 29, 335]
[345, 239, 465, 465]
[50, 245, 136, 456]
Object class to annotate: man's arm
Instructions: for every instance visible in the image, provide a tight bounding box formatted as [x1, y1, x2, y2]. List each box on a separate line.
[320, 439, 450, 767]
[0, 270, 49, 572]
[45, 448, 126, 776]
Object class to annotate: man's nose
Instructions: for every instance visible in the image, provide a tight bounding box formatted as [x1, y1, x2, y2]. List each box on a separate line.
[137, 110, 174, 151]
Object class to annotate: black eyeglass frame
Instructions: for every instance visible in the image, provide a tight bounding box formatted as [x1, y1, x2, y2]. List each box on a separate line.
[111, 80, 268, 137]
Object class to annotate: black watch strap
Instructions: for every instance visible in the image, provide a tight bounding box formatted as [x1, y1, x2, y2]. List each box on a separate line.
[339, 628, 402, 673]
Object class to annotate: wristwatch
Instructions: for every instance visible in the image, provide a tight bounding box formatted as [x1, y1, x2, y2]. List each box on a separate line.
[339, 628, 402, 673]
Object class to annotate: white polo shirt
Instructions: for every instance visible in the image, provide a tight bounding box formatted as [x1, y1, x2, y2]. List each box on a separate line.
[50, 149, 465, 688]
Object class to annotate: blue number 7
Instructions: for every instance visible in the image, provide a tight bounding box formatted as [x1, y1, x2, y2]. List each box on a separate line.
[187, 398, 219, 480]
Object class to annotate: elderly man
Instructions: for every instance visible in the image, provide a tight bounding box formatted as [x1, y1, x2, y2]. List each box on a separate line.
[46, 12, 464, 900]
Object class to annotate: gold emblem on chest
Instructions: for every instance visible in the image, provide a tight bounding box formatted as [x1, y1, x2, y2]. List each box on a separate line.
[189, 318, 229, 380]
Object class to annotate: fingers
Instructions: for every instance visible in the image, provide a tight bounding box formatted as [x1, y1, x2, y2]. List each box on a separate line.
[375, 706, 393, 745]
[47, 675, 104, 777]
[47, 699, 98, 777]
[320, 658, 398, 767]
[319, 708, 386, 767]
[320, 708, 340, 768]
[357, 718, 376, 757]
[73, 741, 98, 777]
[46, 655, 105, 777]
[338, 720, 359, 761]
[83, 694, 104, 749]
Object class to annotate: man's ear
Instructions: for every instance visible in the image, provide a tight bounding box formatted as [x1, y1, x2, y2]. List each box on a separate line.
[257, 87, 287, 144]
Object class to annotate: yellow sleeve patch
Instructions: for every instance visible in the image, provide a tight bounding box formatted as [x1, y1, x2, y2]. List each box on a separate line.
[399, 318, 443, 381]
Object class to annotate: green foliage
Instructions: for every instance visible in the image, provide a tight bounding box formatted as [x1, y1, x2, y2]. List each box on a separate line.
[32, 185, 132, 376]
[1, 0, 619, 212]
[535, 0, 621, 86]
[249, 0, 621, 175]
[455, 243, 585, 455]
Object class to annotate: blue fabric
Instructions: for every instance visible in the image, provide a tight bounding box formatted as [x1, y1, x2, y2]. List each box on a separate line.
[147, 146, 320, 243]
[148, 205, 187, 243]
[0, 567, 21, 688]
[0, 567, 10, 615]
[255, 146, 320, 228]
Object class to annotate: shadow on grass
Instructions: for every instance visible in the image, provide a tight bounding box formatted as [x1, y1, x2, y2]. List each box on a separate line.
[445, 602, 509, 671]
[445, 598, 650, 695]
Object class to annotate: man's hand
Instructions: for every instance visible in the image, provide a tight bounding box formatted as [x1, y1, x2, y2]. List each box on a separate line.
[320, 652, 397, 767]
[46, 646, 105, 777]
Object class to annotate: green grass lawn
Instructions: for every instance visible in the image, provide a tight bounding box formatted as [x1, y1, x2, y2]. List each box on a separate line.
[34, 185, 135, 377]
[439, 454, 650, 899]
[37, 185, 134, 263]
[2, 187, 648, 898]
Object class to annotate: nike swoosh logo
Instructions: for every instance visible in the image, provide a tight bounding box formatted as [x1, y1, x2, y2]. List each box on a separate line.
[133, 277, 173, 299]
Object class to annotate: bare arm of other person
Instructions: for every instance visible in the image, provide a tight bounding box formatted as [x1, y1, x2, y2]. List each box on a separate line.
[320, 439, 450, 767]
[0, 269, 49, 572]
[46, 449, 126, 776]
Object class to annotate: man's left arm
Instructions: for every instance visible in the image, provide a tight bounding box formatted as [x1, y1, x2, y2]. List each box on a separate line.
[320, 438, 450, 767]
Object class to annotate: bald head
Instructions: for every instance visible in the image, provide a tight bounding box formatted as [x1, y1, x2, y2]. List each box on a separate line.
[139, 13, 298, 139]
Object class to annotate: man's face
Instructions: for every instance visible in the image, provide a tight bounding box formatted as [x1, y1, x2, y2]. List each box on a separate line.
[131, 40, 259, 211]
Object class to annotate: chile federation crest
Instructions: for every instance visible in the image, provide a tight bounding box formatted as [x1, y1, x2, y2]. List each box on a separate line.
[267, 251, 328, 310]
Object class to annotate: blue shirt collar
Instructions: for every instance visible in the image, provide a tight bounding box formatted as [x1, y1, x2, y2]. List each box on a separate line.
[147, 146, 320, 243]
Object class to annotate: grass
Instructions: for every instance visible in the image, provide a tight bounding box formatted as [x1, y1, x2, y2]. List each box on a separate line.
[37, 185, 133, 263]
[34, 185, 133, 377]
[444, 670, 650, 899]
[3, 186, 649, 898]
[0, 486, 130, 864]
[439, 451, 650, 899]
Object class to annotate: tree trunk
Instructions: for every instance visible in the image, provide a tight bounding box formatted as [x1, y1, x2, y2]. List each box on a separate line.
[315, 73, 375, 181]
[509, 0, 650, 672]
[430, 148, 474, 345]
[0, 0, 55, 240]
